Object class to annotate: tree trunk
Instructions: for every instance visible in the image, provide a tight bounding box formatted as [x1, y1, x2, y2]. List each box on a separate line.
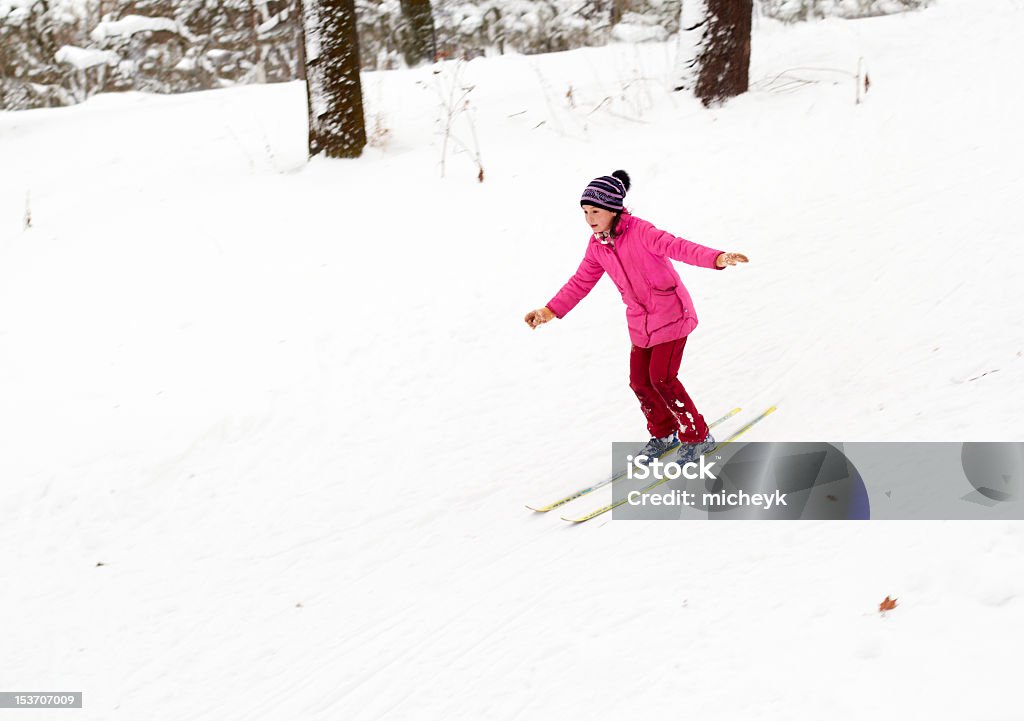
[610, 0, 626, 26]
[301, 0, 366, 158]
[673, 0, 751, 107]
[294, 0, 306, 80]
[398, 0, 436, 66]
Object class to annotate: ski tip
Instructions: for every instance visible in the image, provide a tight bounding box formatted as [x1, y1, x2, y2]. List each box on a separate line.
[562, 514, 595, 523]
[526, 504, 550, 513]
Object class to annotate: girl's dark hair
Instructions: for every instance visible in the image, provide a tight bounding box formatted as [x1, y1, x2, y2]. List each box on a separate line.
[609, 210, 624, 238]
[608, 170, 630, 237]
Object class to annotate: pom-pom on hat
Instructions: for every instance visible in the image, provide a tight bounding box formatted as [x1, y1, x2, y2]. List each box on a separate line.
[580, 170, 631, 212]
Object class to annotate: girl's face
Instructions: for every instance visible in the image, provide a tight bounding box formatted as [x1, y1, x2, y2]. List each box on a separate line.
[582, 204, 616, 234]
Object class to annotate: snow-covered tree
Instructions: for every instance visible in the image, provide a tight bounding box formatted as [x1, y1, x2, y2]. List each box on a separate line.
[673, 0, 752, 106]
[397, 0, 435, 65]
[0, 0, 931, 110]
[302, 0, 366, 158]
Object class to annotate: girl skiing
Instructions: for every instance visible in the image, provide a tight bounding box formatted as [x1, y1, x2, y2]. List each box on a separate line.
[524, 170, 748, 464]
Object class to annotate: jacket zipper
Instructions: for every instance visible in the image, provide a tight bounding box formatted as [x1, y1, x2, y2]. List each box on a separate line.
[607, 241, 648, 314]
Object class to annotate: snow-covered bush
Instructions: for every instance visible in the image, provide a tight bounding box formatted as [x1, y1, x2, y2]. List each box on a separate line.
[87, 12, 209, 93]
[1, 0, 87, 109]
[611, 11, 670, 43]
[1, 0, 301, 109]
[759, 0, 930, 22]
[1, 0, 934, 108]
[357, 0, 681, 69]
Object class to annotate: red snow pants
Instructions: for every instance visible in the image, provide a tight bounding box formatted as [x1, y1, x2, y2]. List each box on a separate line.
[628, 335, 709, 443]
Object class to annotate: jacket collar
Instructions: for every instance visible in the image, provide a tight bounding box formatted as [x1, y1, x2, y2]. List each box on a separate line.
[590, 211, 632, 244]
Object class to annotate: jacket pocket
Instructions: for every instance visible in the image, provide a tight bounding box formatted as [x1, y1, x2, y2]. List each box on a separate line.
[645, 287, 685, 335]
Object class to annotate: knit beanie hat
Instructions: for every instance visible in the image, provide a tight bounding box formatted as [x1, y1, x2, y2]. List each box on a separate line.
[580, 170, 631, 212]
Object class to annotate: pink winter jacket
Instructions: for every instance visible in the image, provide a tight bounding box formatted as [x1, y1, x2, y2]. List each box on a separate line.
[546, 213, 724, 348]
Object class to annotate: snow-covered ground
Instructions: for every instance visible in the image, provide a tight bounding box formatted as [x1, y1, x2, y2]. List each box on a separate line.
[2, 0, 1023, 718]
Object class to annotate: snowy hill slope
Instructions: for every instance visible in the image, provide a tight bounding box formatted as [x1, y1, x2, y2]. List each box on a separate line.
[1, 1, 1023, 719]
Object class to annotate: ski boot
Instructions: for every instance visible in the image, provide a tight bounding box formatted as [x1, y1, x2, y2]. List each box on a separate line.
[675, 430, 717, 465]
[633, 431, 680, 467]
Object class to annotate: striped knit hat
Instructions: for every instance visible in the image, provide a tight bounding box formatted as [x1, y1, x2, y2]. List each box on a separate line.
[580, 170, 631, 212]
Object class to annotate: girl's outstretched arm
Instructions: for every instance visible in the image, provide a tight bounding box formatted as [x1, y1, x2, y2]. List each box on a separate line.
[639, 220, 724, 269]
[543, 246, 606, 320]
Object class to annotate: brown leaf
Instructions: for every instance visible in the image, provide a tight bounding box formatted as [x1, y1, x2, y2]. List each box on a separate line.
[879, 595, 898, 612]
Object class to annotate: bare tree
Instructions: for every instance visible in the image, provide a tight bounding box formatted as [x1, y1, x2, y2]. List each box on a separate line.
[398, 0, 436, 66]
[293, 0, 306, 80]
[610, 0, 626, 26]
[673, 0, 752, 107]
[302, 0, 366, 158]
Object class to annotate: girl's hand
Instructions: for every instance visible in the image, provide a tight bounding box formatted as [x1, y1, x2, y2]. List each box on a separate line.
[715, 252, 749, 268]
[525, 306, 556, 329]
